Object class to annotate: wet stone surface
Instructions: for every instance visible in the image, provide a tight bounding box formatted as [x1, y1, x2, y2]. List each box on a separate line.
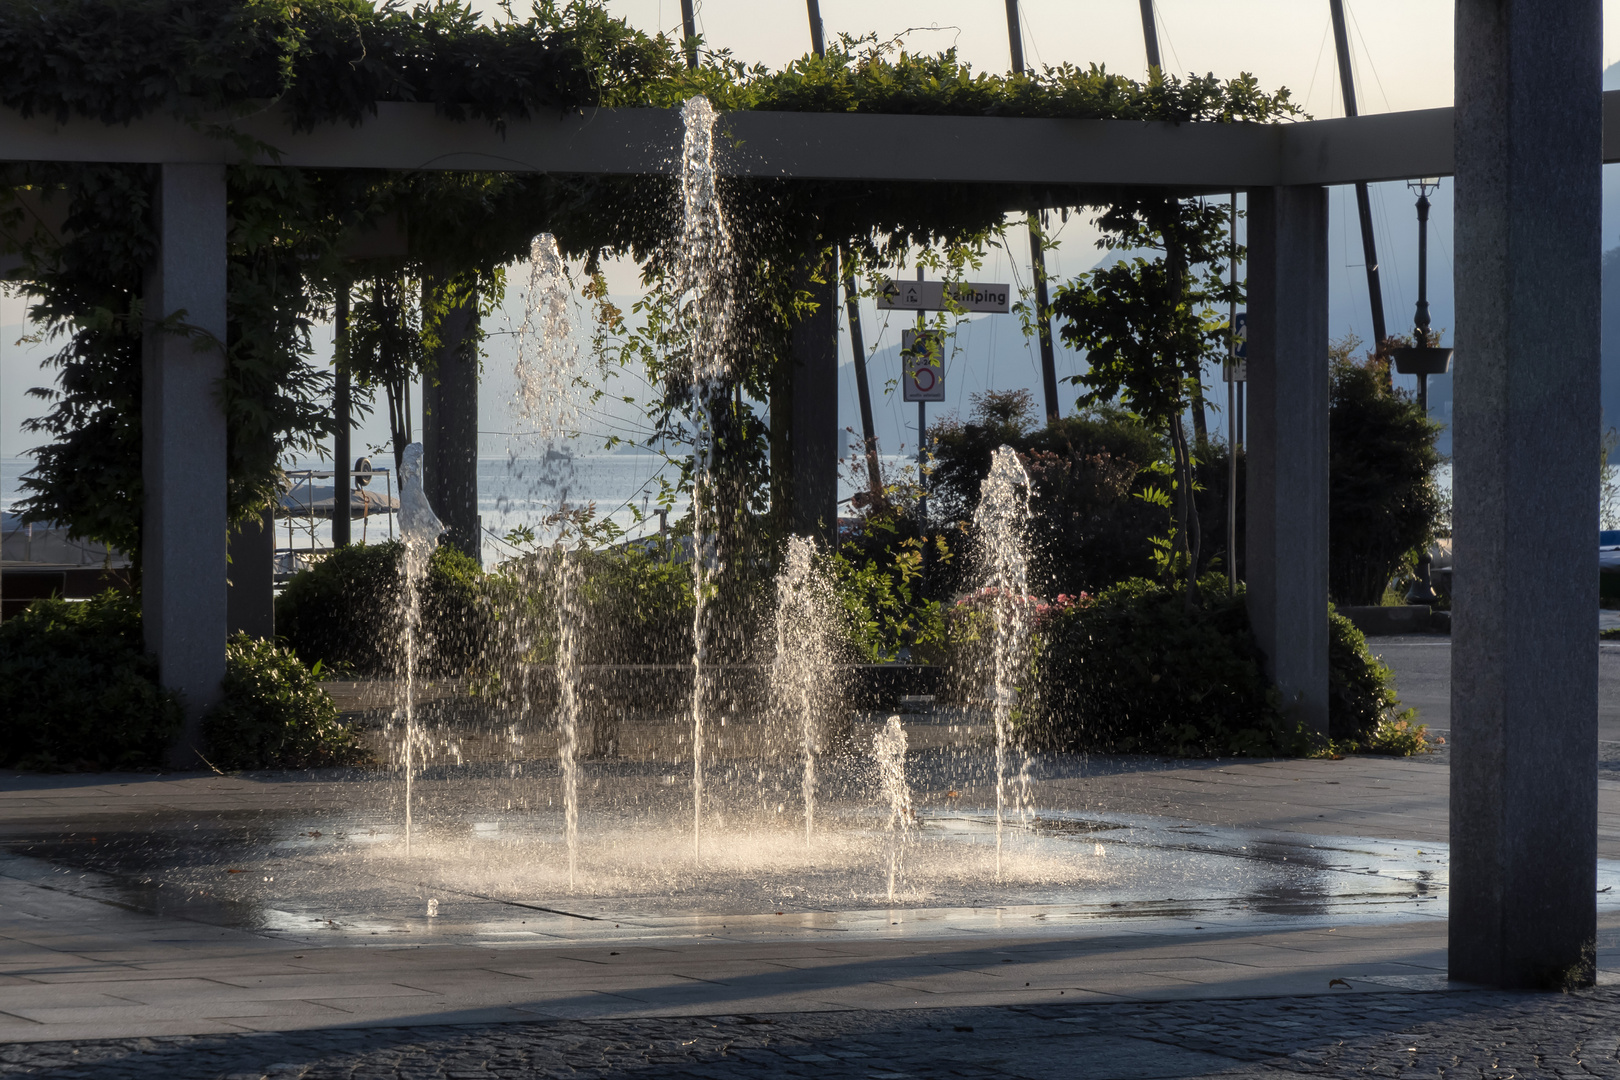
[2, 988, 1617, 1079]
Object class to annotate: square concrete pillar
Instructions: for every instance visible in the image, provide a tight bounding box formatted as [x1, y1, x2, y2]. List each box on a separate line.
[143, 163, 229, 765]
[226, 508, 275, 640]
[788, 274, 839, 547]
[1450, 0, 1601, 989]
[421, 285, 481, 564]
[1245, 186, 1329, 739]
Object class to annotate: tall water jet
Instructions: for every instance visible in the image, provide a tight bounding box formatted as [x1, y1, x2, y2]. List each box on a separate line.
[396, 442, 445, 856]
[554, 546, 584, 889]
[772, 535, 839, 843]
[873, 716, 913, 902]
[974, 446, 1033, 880]
[675, 95, 736, 859]
[509, 232, 589, 881]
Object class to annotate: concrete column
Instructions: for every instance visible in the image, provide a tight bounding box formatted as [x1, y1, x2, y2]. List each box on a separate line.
[421, 283, 481, 564]
[226, 508, 275, 639]
[1450, 0, 1601, 989]
[788, 273, 839, 546]
[143, 163, 229, 765]
[1244, 185, 1329, 739]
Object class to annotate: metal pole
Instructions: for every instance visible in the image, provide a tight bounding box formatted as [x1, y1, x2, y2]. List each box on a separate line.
[806, 0, 825, 58]
[1329, 0, 1390, 353]
[1004, 0, 1025, 74]
[1415, 190, 1432, 340]
[1416, 189, 1431, 414]
[680, 0, 698, 69]
[1004, 1, 1061, 424]
[1138, 0, 1162, 73]
[916, 266, 927, 525]
[1227, 192, 1238, 594]
[843, 251, 882, 498]
[333, 288, 351, 548]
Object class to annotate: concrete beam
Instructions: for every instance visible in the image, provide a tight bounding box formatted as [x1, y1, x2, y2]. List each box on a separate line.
[143, 163, 228, 765]
[3, 94, 1620, 188]
[1450, 0, 1601, 990]
[1245, 185, 1329, 741]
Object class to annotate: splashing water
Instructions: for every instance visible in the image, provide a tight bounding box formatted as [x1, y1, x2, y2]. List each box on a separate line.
[554, 547, 584, 889]
[506, 232, 589, 880]
[677, 96, 737, 861]
[873, 716, 914, 902]
[512, 233, 579, 444]
[772, 535, 840, 843]
[974, 446, 1034, 880]
[396, 442, 445, 856]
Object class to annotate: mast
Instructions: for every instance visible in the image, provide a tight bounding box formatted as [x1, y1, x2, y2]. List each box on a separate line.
[1329, 0, 1390, 353]
[1005, 1, 1062, 424]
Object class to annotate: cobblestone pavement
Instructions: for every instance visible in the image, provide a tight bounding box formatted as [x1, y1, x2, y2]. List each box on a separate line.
[1, 987, 1616, 1079]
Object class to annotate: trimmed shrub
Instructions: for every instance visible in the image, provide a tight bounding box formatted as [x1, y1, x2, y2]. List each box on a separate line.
[0, 592, 181, 769]
[202, 634, 364, 770]
[275, 540, 491, 676]
[1026, 577, 1297, 757]
[1327, 609, 1426, 752]
[1328, 336, 1445, 605]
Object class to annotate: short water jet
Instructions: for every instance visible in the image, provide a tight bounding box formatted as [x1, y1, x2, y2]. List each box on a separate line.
[396, 442, 445, 856]
[873, 716, 914, 902]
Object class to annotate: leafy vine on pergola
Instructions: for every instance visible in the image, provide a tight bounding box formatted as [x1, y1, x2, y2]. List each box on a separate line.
[0, 0, 1297, 564]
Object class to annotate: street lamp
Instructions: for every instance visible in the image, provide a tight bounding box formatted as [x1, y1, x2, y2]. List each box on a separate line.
[1390, 176, 1453, 413]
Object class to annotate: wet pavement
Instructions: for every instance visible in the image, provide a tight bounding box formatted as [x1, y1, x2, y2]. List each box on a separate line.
[0, 643, 1618, 1071]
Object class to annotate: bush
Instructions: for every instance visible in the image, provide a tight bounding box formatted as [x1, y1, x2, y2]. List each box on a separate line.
[0, 592, 182, 769]
[1329, 335, 1445, 605]
[275, 541, 491, 676]
[202, 634, 364, 770]
[1327, 609, 1427, 752]
[1026, 576, 1301, 757]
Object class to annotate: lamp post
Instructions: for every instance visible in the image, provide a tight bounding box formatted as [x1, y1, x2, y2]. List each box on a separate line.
[1390, 177, 1452, 413]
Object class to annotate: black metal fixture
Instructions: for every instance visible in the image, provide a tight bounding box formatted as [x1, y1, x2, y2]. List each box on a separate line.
[1390, 176, 1453, 413]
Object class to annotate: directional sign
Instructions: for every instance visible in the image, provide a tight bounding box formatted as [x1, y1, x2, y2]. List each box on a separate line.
[877, 278, 1012, 314]
[901, 329, 945, 402]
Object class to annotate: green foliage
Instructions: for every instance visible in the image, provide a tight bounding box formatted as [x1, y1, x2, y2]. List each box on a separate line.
[1325, 607, 1422, 750]
[0, 0, 677, 128]
[1328, 335, 1445, 605]
[829, 513, 952, 663]
[928, 396, 1172, 592]
[275, 540, 491, 676]
[1027, 576, 1301, 757]
[203, 634, 364, 770]
[1361, 715, 1433, 756]
[0, 592, 181, 770]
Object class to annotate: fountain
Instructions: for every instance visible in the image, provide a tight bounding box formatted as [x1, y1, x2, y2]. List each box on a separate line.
[771, 535, 841, 843]
[873, 716, 914, 902]
[675, 95, 737, 860]
[974, 446, 1035, 879]
[395, 441, 445, 856]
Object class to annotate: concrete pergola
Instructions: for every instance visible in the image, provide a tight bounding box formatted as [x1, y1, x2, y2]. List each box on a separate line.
[0, 4, 1608, 988]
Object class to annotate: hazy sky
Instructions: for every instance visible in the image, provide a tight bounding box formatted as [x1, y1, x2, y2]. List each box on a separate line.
[3, 1, 1617, 470]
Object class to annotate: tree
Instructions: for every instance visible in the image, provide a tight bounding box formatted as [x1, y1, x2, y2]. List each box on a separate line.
[1328, 334, 1444, 605]
[1051, 197, 1240, 603]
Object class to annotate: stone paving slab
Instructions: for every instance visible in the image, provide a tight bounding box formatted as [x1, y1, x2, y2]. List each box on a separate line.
[1, 986, 1618, 1078]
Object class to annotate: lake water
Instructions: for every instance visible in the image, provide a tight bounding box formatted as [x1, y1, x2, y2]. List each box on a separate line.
[3, 452, 918, 566]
